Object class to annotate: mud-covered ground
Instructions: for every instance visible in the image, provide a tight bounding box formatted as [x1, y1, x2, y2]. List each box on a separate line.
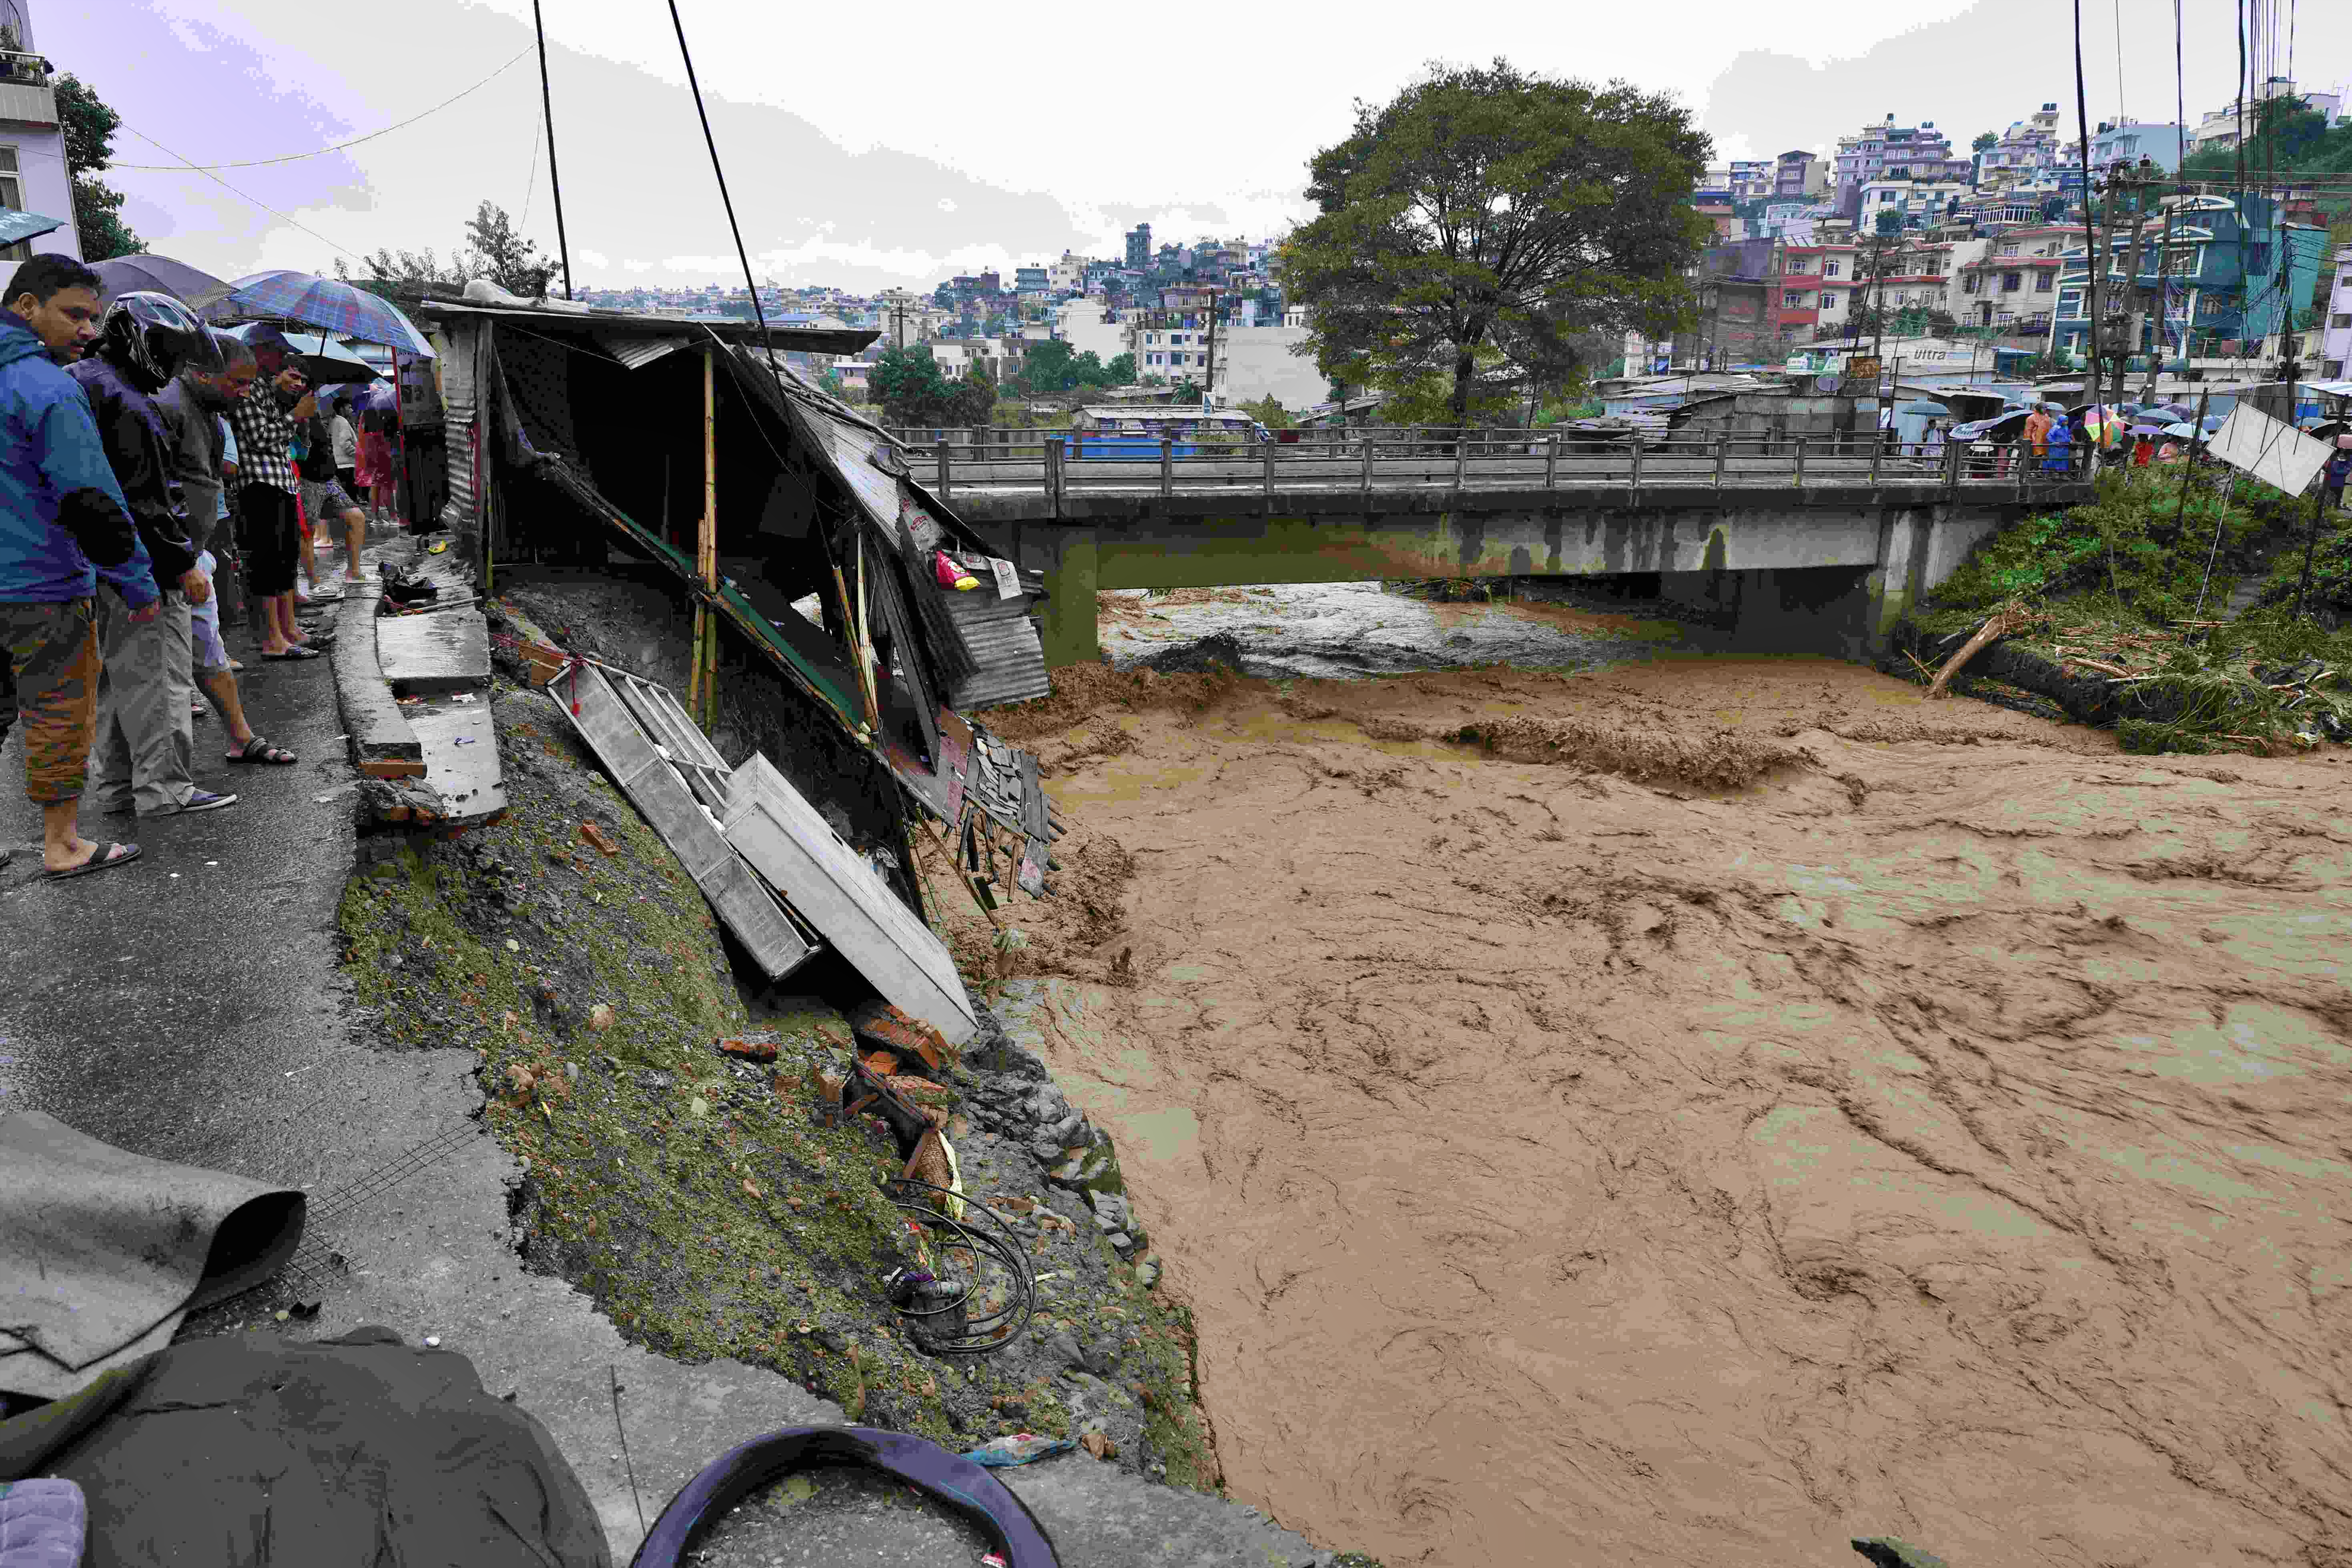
[952, 593, 2352, 1568]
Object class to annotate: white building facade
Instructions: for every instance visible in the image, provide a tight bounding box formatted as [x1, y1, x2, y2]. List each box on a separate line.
[0, 0, 82, 263]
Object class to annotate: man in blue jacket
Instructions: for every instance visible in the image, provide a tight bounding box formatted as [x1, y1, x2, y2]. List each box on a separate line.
[68, 290, 235, 820]
[1, 255, 160, 878]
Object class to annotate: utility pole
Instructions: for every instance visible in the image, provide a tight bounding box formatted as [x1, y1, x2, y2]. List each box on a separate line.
[530, 0, 573, 298]
[2141, 194, 2175, 403]
[2072, 0, 2103, 467]
[1202, 288, 1219, 407]
[2111, 166, 2153, 410]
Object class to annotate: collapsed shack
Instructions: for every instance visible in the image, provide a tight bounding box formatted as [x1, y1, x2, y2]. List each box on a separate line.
[421, 299, 1058, 954]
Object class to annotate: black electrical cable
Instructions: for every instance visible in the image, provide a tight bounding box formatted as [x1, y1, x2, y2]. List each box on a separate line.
[662, 0, 777, 371]
[531, 0, 574, 299]
[881, 1175, 1037, 1355]
[2073, 0, 2105, 425]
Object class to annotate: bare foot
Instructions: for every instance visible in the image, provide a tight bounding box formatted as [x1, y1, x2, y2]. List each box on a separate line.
[45, 832, 101, 874]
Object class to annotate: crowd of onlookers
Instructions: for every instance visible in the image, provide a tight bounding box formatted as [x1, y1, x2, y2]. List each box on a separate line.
[1, 253, 399, 880]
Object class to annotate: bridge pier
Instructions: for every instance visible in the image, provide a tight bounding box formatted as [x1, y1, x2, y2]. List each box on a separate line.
[1037, 525, 1101, 668]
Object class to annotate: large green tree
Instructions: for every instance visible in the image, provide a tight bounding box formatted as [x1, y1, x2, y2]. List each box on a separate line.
[55, 74, 142, 260]
[1283, 59, 1711, 427]
[871, 346, 997, 426]
[2181, 97, 2352, 179]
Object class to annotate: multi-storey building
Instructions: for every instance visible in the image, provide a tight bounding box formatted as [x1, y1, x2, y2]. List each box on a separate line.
[1977, 103, 2063, 192]
[2050, 194, 2329, 363]
[1833, 116, 1965, 193]
[1773, 243, 1862, 336]
[1773, 150, 1827, 199]
[1954, 225, 2075, 335]
[2320, 242, 2352, 380]
[1857, 236, 1991, 321]
[1728, 159, 1774, 200]
[1857, 176, 1971, 232]
[1124, 225, 1152, 270]
[2088, 119, 2185, 174]
[0, 0, 79, 263]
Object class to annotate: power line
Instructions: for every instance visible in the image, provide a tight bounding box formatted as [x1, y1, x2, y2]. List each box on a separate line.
[112, 48, 531, 170]
[663, 0, 775, 366]
[119, 123, 367, 266]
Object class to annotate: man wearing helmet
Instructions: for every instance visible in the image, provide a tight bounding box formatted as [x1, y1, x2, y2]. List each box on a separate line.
[1, 255, 160, 877]
[67, 289, 239, 819]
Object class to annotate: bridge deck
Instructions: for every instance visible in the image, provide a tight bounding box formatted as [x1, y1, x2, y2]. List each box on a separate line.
[887, 430, 2095, 521]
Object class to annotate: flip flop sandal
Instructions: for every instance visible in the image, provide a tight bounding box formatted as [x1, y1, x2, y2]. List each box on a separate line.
[43, 841, 140, 880]
[228, 736, 298, 765]
[263, 646, 324, 661]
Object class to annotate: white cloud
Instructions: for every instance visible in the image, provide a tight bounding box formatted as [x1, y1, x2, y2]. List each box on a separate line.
[936, 198, 956, 213]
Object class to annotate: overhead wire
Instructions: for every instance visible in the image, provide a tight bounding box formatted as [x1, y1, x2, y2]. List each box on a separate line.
[111, 48, 532, 170]
[119, 123, 368, 266]
[662, 0, 776, 367]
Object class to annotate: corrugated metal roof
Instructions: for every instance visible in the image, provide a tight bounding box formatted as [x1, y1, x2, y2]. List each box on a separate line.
[609, 335, 690, 371]
[418, 300, 877, 356]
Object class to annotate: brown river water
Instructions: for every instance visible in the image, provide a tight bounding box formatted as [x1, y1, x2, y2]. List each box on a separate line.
[950, 587, 2352, 1568]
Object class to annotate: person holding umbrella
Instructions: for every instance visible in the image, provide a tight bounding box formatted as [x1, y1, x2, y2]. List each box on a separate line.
[224, 324, 326, 659]
[65, 290, 239, 819]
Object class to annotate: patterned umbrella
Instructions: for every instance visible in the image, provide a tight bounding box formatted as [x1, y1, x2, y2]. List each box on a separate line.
[221, 270, 434, 358]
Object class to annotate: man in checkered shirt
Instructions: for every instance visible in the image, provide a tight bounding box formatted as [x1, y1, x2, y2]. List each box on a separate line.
[223, 325, 325, 660]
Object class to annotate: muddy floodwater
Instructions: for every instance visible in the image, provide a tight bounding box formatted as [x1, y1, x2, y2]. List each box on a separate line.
[960, 587, 2352, 1568]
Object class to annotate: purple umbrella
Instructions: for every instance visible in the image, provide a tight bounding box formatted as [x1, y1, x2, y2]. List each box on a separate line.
[221, 270, 434, 358]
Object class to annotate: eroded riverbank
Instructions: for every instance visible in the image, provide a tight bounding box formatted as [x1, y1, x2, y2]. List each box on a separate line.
[955, 615, 2352, 1566]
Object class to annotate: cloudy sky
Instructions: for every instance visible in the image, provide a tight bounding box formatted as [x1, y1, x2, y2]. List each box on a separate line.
[22, 0, 2352, 293]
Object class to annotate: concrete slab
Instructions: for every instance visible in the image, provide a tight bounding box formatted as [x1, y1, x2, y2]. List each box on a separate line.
[379, 611, 492, 695]
[406, 702, 506, 823]
[331, 580, 423, 774]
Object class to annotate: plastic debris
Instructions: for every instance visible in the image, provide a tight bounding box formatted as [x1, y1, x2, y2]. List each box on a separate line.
[961, 1434, 1073, 1468]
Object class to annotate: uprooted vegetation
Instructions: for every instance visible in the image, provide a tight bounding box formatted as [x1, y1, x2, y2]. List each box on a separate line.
[337, 682, 1216, 1487]
[1905, 467, 2352, 754]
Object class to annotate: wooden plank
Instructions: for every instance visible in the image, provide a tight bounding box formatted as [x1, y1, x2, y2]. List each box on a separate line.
[724, 752, 978, 1046]
[559, 662, 815, 981]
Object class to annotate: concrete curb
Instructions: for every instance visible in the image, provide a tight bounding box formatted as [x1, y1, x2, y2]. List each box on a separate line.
[332, 577, 424, 779]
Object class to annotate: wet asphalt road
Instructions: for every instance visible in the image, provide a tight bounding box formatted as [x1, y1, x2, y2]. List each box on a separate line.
[0, 596, 450, 1186]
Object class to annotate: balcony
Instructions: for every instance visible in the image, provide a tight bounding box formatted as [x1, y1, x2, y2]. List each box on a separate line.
[0, 49, 56, 127]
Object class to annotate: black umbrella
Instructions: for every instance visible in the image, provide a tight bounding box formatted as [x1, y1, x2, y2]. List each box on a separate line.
[88, 254, 235, 311]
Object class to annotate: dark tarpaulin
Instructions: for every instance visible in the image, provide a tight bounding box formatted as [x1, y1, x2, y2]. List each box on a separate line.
[0, 1329, 610, 1568]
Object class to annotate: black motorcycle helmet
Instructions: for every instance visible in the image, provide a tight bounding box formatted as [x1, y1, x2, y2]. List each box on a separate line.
[94, 289, 226, 393]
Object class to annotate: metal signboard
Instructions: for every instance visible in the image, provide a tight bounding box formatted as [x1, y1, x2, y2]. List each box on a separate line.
[2205, 404, 2333, 496]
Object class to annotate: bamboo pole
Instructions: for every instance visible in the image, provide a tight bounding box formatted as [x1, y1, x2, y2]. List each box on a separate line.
[697, 344, 719, 730]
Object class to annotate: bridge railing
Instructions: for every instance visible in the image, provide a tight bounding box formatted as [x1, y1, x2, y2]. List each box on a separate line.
[877, 425, 2094, 507]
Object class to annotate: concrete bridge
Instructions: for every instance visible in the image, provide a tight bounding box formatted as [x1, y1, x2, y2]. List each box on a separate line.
[906, 429, 2093, 667]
